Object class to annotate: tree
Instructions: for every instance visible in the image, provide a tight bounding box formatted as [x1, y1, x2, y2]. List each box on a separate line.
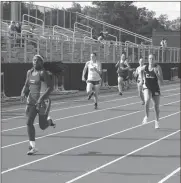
[157, 14, 171, 30]
[168, 17, 180, 31]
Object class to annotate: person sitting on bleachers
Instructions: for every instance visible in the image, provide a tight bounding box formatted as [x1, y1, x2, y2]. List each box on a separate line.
[160, 38, 167, 49]
[15, 22, 22, 47]
[15, 22, 22, 34]
[8, 21, 16, 38]
[97, 31, 105, 42]
[97, 31, 109, 48]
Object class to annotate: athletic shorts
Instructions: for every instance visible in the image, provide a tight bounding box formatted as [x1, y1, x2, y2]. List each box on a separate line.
[118, 75, 129, 81]
[143, 87, 161, 97]
[87, 80, 101, 86]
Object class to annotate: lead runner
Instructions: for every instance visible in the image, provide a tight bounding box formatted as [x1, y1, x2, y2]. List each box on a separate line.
[21, 54, 56, 155]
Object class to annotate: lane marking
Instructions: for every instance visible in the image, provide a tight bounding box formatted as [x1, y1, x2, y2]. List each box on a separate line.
[2, 88, 137, 112]
[2, 111, 180, 174]
[66, 130, 180, 183]
[2, 92, 180, 133]
[2, 87, 179, 121]
[1, 101, 142, 133]
[2, 99, 180, 148]
[2, 84, 179, 113]
[158, 167, 181, 183]
[2, 96, 138, 121]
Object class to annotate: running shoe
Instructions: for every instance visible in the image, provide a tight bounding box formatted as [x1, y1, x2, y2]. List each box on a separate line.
[94, 103, 98, 109]
[155, 121, 160, 129]
[27, 148, 38, 155]
[48, 119, 56, 128]
[142, 116, 148, 125]
[119, 92, 123, 96]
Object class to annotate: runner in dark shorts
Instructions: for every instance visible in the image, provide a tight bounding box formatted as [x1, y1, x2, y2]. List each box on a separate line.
[82, 52, 102, 109]
[21, 54, 55, 155]
[141, 54, 163, 129]
[115, 53, 130, 95]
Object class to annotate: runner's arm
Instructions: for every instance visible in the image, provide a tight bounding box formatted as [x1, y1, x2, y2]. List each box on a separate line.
[154, 65, 164, 84]
[21, 70, 30, 97]
[82, 62, 89, 81]
[37, 71, 53, 103]
[115, 60, 120, 68]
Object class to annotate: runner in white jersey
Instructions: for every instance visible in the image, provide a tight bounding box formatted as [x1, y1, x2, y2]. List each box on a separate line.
[134, 57, 145, 105]
[82, 52, 102, 109]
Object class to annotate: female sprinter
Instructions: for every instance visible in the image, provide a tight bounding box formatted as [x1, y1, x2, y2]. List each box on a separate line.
[115, 52, 130, 95]
[134, 57, 145, 105]
[82, 52, 102, 109]
[141, 54, 163, 129]
[21, 54, 56, 155]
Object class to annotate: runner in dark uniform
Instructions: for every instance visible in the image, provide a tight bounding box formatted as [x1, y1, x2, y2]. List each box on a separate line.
[141, 54, 163, 129]
[115, 53, 130, 95]
[21, 55, 55, 155]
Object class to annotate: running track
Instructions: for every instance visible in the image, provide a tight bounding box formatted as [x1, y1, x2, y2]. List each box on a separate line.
[1, 83, 180, 183]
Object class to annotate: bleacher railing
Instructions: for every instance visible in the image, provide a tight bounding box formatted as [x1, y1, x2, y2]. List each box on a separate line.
[76, 12, 152, 44]
[1, 28, 180, 64]
[22, 14, 44, 35]
[74, 22, 93, 38]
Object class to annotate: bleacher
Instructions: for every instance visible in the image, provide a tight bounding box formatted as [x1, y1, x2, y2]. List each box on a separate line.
[1, 12, 180, 64]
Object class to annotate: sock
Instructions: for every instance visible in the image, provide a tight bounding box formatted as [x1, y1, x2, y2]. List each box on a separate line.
[30, 141, 35, 148]
[47, 116, 51, 120]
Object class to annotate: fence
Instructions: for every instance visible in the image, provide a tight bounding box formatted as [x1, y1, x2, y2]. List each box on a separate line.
[1, 31, 180, 64]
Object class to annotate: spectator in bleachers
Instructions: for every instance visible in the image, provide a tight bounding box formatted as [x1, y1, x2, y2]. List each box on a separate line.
[15, 22, 22, 34]
[8, 21, 16, 48]
[160, 38, 167, 48]
[97, 31, 108, 43]
[15, 22, 22, 47]
[160, 38, 167, 62]
[8, 21, 16, 37]
[97, 31, 105, 43]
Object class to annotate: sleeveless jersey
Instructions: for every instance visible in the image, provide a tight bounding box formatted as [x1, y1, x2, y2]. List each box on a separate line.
[117, 61, 128, 77]
[26, 69, 47, 105]
[87, 61, 101, 81]
[143, 65, 160, 92]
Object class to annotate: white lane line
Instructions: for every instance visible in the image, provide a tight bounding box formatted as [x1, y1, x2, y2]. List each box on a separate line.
[2, 111, 180, 174]
[66, 130, 180, 183]
[2, 87, 179, 122]
[1, 87, 136, 112]
[158, 167, 181, 183]
[2, 87, 179, 120]
[2, 83, 178, 113]
[1, 101, 141, 133]
[2, 99, 180, 148]
[2, 92, 179, 133]
[2, 95, 138, 121]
